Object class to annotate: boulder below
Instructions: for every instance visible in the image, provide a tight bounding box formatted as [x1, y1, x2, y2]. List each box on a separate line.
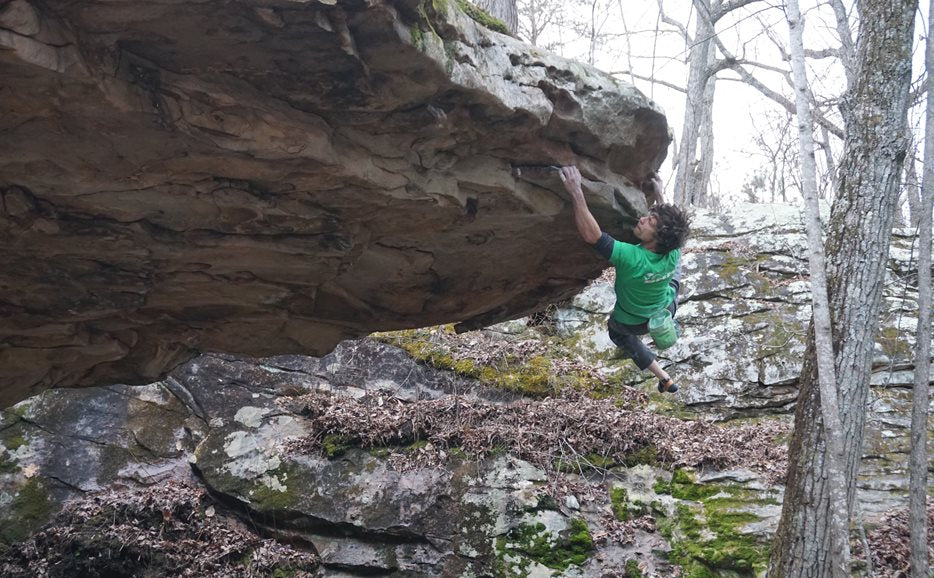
[0, 0, 670, 406]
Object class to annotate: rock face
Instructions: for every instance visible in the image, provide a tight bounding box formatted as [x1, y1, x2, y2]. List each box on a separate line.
[1, 344, 685, 577]
[558, 203, 931, 419]
[554, 203, 934, 524]
[0, 0, 671, 406]
[2, 204, 932, 576]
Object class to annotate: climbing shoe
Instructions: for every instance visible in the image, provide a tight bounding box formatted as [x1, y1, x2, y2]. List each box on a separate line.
[657, 377, 678, 394]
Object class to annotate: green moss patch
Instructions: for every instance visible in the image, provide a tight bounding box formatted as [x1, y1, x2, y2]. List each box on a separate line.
[373, 327, 647, 403]
[625, 558, 643, 577]
[878, 326, 911, 359]
[3, 434, 26, 452]
[374, 329, 562, 397]
[0, 478, 53, 545]
[654, 475, 770, 576]
[555, 452, 617, 473]
[453, 0, 511, 34]
[623, 444, 658, 467]
[497, 518, 594, 574]
[611, 487, 629, 521]
[610, 486, 650, 521]
[0, 452, 19, 475]
[322, 434, 355, 459]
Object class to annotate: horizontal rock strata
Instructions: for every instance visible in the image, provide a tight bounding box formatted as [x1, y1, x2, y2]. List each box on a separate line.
[0, 0, 671, 405]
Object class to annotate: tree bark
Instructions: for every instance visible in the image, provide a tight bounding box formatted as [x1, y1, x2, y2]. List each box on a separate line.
[903, 130, 923, 226]
[784, 0, 851, 574]
[909, 2, 934, 574]
[672, 1, 716, 207]
[768, 0, 916, 575]
[471, 0, 519, 35]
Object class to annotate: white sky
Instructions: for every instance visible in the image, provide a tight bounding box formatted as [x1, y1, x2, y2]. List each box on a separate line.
[522, 0, 930, 208]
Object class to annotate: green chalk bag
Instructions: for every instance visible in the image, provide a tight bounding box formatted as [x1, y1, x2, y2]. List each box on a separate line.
[647, 308, 678, 350]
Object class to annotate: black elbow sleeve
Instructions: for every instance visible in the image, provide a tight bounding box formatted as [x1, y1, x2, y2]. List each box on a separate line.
[592, 232, 614, 259]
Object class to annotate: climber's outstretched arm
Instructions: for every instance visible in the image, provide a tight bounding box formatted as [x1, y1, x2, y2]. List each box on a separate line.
[560, 165, 601, 245]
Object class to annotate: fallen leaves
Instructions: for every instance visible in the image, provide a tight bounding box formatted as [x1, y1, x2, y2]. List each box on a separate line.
[0, 480, 319, 577]
[852, 501, 934, 577]
[280, 390, 789, 483]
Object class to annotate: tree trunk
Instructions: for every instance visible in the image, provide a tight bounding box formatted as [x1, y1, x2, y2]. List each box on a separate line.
[909, 2, 934, 574]
[672, 2, 715, 207]
[768, 0, 916, 575]
[692, 39, 717, 207]
[819, 125, 837, 200]
[903, 130, 923, 226]
[785, 0, 851, 574]
[471, 0, 519, 35]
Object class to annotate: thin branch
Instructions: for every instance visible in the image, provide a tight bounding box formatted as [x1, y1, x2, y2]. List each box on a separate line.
[609, 70, 687, 93]
[657, 0, 691, 44]
[710, 0, 765, 23]
[713, 36, 844, 139]
[827, 0, 856, 87]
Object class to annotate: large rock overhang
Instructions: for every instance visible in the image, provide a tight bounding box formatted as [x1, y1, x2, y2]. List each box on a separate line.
[0, 0, 671, 406]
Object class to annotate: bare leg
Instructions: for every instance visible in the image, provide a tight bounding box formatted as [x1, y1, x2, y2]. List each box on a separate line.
[647, 360, 669, 382]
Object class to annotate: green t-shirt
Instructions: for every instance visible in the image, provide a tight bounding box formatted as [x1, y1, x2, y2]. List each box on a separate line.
[609, 241, 680, 325]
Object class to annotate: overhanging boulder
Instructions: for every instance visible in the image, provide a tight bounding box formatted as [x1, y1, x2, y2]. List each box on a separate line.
[0, 0, 671, 405]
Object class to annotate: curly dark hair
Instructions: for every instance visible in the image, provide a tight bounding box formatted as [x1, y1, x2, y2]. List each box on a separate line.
[650, 204, 691, 254]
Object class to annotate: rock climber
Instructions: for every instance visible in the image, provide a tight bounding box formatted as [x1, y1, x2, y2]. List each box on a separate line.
[560, 165, 691, 393]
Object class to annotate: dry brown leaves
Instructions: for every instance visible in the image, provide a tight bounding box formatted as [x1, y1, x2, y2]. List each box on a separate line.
[0, 480, 319, 578]
[593, 513, 657, 546]
[280, 391, 788, 483]
[433, 328, 549, 366]
[853, 501, 934, 578]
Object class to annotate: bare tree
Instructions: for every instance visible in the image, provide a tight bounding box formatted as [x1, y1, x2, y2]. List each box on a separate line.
[784, 0, 850, 573]
[654, 0, 765, 208]
[909, 1, 934, 574]
[575, 0, 621, 66]
[516, 0, 565, 46]
[659, 0, 717, 207]
[769, 0, 917, 574]
[748, 110, 797, 202]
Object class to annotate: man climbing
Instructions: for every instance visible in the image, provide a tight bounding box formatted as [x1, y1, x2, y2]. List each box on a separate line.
[560, 165, 691, 393]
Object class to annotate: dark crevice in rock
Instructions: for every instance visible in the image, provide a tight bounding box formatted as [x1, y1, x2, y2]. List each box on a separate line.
[870, 362, 917, 374]
[101, 386, 189, 417]
[682, 287, 746, 302]
[729, 307, 776, 319]
[194, 464, 441, 549]
[44, 474, 90, 494]
[162, 376, 208, 420]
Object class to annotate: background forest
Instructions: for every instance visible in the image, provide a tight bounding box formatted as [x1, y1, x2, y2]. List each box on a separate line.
[483, 0, 928, 219]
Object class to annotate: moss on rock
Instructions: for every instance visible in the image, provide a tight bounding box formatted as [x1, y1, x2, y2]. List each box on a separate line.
[877, 326, 911, 359]
[623, 444, 658, 467]
[625, 558, 643, 577]
[452, 0, 511, 34]
[610, 486, 650, 521]
[496, 518, 594, 574]
[322, 434, 355, 458]
[0, 478, 53, 545]
[374, 329, 562, 397]
[611, 486, 629, 521]
[3, 434, 26, 452]
[655, 476, 770, 576]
